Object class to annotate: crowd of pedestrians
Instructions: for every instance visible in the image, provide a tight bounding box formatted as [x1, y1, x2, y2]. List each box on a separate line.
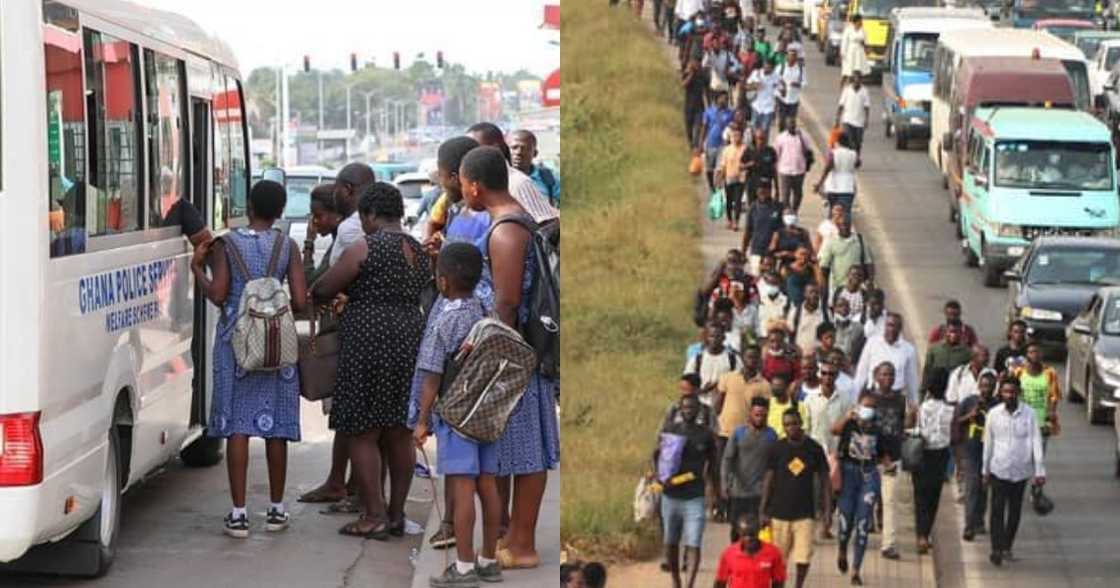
[634, 2, 1055, 586]
[192, 123, 559, 588]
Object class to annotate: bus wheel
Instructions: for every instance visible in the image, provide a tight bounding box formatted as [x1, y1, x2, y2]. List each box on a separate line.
[180, 433, 224, 467]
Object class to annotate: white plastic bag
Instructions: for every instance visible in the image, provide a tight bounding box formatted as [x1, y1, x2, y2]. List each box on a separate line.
[633, 476, 660, 523]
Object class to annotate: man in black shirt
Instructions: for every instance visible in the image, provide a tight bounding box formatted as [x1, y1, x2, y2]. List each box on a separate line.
[993, 319, 1028, 375]
[761, 408, 829, 588]
[869, 361, 915, 560]
[955, 370, 1001, 541]
[742, 179, 783, 276]
[654, 394, 718, 588]
[740, 128, 778, 207]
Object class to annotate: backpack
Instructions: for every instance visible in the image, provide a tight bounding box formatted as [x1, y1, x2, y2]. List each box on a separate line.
[538, 167, 559, 205]
[435, 318, 537, 443]
[225, 230, 299, 371]
[485, 215, 560, 379]
[692, 348, 738, 377]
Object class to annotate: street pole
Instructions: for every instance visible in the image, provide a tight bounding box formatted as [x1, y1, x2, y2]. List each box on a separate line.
[345, 84, 352, 161]
[281, 63, 292, 167]
[274, 65, 281, 165]
[317, 70, 324, 158]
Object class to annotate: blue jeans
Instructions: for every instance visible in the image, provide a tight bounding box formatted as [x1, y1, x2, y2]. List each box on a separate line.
[661, 495, 706, 548]
[838, 461, 880, 572]
[960, 438, 987, 532]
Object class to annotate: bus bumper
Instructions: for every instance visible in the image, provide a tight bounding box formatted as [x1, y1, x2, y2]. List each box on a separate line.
[0, 486, 41, 562]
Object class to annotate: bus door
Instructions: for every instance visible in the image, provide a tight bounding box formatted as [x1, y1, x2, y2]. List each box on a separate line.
[188, 97, 211, 427]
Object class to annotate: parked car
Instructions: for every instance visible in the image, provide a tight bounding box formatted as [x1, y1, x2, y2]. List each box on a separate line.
[394, 171, 435, 240]
[1089, 39, 1120, 108]
[1004, 237, 1120, 351]
[1066, 286, 1120, 424]
[253, 166, 336, 268]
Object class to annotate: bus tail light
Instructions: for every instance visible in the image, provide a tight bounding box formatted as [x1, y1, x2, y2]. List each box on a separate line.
[0, 412, 44, 486]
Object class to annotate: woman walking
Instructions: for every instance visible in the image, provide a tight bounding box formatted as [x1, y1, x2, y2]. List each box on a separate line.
[831, 391, 884, 586]
[840, 14, 869, 88]
[459, 146, 561, 569]
[191, 180, 308, 537]
[313, 182, 432, 540]
[813, 131, 859, 217]
[716, 124, 749, 230]
[914, 368, 955, 553]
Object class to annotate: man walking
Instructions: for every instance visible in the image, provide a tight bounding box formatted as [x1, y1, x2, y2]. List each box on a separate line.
[776, 48, 806, 131]
[773, 117, 811, 213]
[761, 409, 829, 588]
[868, 361, 915, 560]
[746, 60, 781, 140]
[854, 313, 920, 405]
[921, 320, 972, 393]
[742, 180, 783, 275]
[721, 397, 778, 541]
[948, 345, 991, 404]
[701, 92, 736, 192]
[817, 215, 874, 307]
[983, 377, 1046, 566]
[1012, 341, 1061, 452]
[956, 369, 998, 541]
[835, 72, 871, 158]
[740, 128, 778, 208]
[929, 300, 979, 347]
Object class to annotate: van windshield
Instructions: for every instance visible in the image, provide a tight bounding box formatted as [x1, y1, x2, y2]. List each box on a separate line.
[859, 0, 929, 20]
[994, 140, 1113, 191]
[902, 33, 938, 73]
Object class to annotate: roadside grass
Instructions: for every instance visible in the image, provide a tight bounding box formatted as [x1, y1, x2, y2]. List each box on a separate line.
[561, 0, 704, 561]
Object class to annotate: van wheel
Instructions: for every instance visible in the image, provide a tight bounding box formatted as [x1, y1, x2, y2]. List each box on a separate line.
[980, 241, 1002, 287]
[895, 129, 908, 150]
[75, 430, 122, 577]
[180, 433, 224, 468]
[963, 225, 979, 267]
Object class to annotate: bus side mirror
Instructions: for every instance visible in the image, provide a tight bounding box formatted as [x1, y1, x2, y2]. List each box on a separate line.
[261, 168, 287, 186]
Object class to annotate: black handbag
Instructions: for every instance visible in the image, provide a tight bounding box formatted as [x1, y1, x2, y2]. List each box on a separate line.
[900, 434, 925, 473]
[1031, 485, 1054, 516]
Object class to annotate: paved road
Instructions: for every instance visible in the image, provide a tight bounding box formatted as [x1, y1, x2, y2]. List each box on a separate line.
[790, 25, 1120, 588]
[0, 402, 434, 588]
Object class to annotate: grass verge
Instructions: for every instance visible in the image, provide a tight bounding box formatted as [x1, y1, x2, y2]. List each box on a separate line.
[561, 0, 704, 562]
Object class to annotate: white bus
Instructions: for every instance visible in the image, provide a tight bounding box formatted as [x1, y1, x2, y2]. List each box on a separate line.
[0, 0, 249, 576]
[928, 28, 1091, 181]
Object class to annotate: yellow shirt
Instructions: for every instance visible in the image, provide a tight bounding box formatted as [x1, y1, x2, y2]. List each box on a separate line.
[768, 396, 809, 439]
[719, 143, 748, 181]
[717, 372, 772, 437]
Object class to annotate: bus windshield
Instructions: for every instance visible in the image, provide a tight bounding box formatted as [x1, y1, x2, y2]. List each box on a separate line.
[901, 33, 938, 73]
[994, 140, 1113, 191]
[858, 0, 931, 19]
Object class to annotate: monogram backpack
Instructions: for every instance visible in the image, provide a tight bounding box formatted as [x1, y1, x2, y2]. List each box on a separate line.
[225, 229, 298, 371]
[435, 318, 537, 443]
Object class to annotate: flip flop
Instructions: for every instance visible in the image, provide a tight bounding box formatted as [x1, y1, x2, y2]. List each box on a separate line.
[338, 516, 389, 541]
[320, 496, 362, 515]
[497, 547, 540, 570]
[297, 486, 346, 503]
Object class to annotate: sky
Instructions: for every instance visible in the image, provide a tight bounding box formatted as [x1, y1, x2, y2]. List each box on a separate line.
[137, 0, 559, 78]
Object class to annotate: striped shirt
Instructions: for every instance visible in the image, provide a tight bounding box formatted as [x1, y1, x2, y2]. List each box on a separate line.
[509, 166, 559, 223]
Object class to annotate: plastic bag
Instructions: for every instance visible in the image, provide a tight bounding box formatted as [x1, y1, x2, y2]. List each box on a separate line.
[708, 189, 725, 221]
[689, 153, 703, 175]
[900, 434, 925, 473]
[657, 433, 688, 482]
[633, 476, 661, 523]
[828, 126, 843, 149]
[1031, 484, 1054, 516]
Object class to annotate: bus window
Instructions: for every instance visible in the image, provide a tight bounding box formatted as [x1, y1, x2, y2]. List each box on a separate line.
[226, 77, 248, 219]
[144, 50, 188, 230]
[212, 71, 231, 230]
[83, 30, 142, 236]
[43, 22, 87, 257]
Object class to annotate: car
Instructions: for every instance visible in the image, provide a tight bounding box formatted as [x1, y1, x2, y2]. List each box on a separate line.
[819, 0, 849, 66]
[1033, 18, 1096, 45]
[1089, 39, 1120, 108]
[1070, 29, 1120, 61]
[394, 171, 436, 240]
[1065, 286, 1120, 425]
[1004, 237, 1120, 352]
[253, 165, 336, 268]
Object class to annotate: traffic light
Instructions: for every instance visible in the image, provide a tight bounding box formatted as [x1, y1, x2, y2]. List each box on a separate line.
[303, 55, 310, 73]
[350, 52, 358, 72]
[437, 51, 444, 68]
[393, 51, 401, 70]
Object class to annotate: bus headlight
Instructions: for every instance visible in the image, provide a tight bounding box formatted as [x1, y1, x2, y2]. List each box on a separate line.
[993, 223, 1021, 238]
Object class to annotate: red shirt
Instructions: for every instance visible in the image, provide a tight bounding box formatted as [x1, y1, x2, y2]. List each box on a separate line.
[761, 350, 800, 382]
[716, 541, 787, 588]
[928, 323, 978, 348]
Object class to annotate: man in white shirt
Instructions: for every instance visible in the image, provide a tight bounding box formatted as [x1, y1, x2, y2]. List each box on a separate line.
[788, 282, 825, 352]
[861, 289, 887, 341]
[676, 0, 706, 21]
[683, 322, 739, 409]
[776, 49, 806, 131]
[982, 377, 1046, 567]
[746, 60, 781, 140]
[329, 162, 377, 266]
[835, 72, 871, 157]
[467, 123, 559, 224]
[947, 346, 992, 404]
[854, 313, 919, 404]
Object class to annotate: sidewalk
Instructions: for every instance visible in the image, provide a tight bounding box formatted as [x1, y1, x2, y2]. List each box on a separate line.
[410, 441, 560, 588]
[606, 5, 939, 586]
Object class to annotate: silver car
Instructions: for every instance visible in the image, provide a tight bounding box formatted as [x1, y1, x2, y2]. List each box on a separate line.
[1065, 286, 1120, 428]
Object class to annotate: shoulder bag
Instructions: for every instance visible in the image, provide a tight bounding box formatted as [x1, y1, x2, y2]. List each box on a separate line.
[298, 305, 340, 401]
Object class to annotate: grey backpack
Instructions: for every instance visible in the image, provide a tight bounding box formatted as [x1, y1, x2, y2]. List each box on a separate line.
[225, 230, 298, 371]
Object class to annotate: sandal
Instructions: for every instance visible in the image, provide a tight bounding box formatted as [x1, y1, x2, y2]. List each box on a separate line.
[320, 495, 362, 515]
[338, 515, 389, 541]
[388, 517, 405, 538]
[297, 485, 347, 503]
[496, 547, 540, 570]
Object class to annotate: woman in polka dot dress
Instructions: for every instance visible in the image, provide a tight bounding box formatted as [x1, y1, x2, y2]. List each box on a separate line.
[192, 180, 308, 538]
[312, 182, 432, 539]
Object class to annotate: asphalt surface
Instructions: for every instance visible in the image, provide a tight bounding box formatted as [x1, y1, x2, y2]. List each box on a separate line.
[789, 24, 1120, 588]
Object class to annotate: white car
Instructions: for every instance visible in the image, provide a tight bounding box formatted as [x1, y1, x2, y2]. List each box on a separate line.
[255, 166, 336, 268]
[394, 172, 436, 241]
[1090, 39, 1120, 108]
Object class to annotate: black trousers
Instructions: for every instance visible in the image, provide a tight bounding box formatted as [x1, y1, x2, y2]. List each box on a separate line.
[990, 476, 1027, 554]
[652, 0, 663, 27]
[729, 496, 763, 542]
[685, 106, 703, 150]
[726, 182, 746, 224]
[912, 447, 949, 538]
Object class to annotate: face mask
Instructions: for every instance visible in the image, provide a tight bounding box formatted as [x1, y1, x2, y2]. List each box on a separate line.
[760, 282, 779, 297]
[783, 214, 798, 227]
[858, 406, 876, 421]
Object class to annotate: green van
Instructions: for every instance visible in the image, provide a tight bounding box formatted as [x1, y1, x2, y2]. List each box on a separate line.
[959, 107, 1120, 286]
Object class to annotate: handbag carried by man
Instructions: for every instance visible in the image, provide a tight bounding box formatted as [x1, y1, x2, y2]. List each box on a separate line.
[298, 305, 339, 401]
[435, 318, 537, 443]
